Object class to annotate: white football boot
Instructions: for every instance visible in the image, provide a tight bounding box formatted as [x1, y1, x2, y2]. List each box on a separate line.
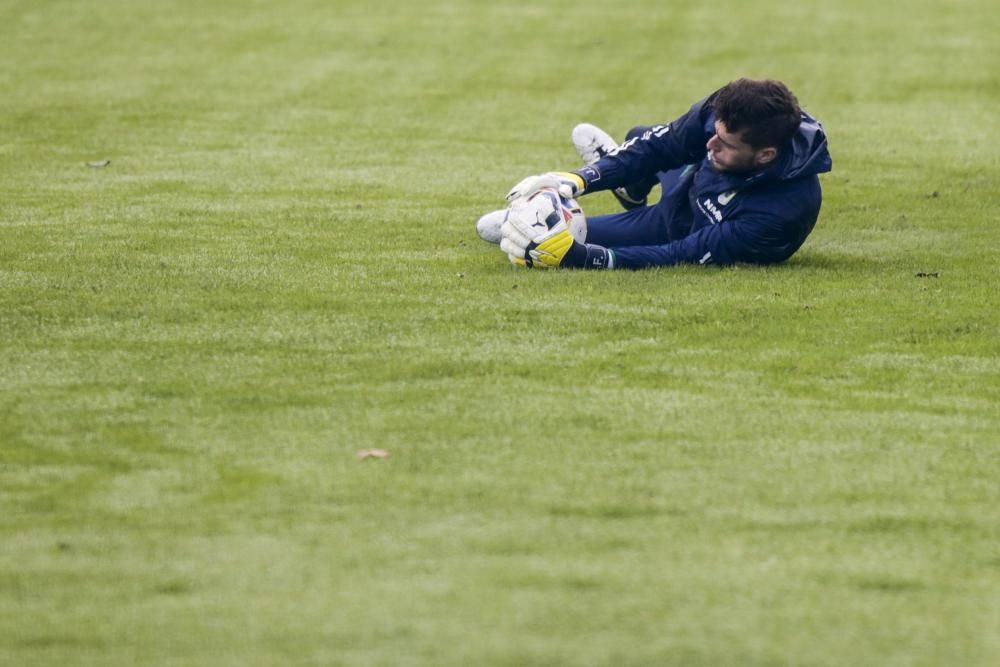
[571, 123, 648, 210]
[572, 123, 618, 165]
[475, 209, 506, 244]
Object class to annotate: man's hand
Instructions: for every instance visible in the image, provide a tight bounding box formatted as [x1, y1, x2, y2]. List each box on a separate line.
[505, 172, 584, 202]
[499, 198, 577, 268]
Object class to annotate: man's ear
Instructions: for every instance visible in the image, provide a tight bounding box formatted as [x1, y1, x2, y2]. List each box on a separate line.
[755, 147, 778, 167]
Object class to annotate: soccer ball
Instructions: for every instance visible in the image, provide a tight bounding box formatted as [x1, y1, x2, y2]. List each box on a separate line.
[474, 187, 587, 246]
[509, 187, 587, 243]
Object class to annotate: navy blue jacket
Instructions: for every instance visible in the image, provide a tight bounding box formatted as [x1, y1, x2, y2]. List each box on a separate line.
[574, 94, 832, 269]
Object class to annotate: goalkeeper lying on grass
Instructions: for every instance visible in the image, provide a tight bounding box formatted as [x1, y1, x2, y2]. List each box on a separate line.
[477, 78, 832, 270]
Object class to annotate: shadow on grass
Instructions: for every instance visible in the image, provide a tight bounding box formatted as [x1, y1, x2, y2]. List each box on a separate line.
[773, 250, 880, 274]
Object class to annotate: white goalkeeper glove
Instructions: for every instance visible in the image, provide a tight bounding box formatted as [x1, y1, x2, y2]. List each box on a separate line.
[505, 171, 585, 203]
[499, 197, 576, 268]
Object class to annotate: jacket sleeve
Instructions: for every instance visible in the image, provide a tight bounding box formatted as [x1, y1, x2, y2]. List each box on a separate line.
[574, 97, 715, 193]
[609, 212, 808, 269]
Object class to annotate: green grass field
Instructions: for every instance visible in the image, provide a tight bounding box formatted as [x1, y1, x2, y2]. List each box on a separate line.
[2, 0, 999, 665]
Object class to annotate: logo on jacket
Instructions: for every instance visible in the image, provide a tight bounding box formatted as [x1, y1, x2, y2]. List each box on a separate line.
[699, 190, 738, 224]
[702, 198, 723, 223]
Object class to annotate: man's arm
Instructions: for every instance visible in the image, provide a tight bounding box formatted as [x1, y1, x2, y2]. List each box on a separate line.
[505, 94, 718, 203]
[573, 96, 716, 194]
[512, 207, 817, 271]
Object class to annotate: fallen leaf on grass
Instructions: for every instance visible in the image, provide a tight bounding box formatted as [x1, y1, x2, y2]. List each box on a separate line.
[356, 449, 390, 460]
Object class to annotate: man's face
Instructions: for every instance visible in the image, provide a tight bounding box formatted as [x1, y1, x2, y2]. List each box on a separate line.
[706, 120, 775, 173]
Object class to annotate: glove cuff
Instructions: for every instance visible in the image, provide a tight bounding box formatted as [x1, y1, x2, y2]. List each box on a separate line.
[560, 242, 615, 270]
[573, 167, 598, 194]
[583, 245, 615, 269]
[560, 240, 588, 268]
[564, 172, 585, 195]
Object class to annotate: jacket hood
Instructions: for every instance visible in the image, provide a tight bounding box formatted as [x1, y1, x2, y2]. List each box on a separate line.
[779, 112, 832, 180]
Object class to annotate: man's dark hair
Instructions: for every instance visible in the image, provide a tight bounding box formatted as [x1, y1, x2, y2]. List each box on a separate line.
[712, 79, 802, 150]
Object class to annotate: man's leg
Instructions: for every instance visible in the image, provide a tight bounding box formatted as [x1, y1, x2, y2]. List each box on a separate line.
[585, 203, 670, 248]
